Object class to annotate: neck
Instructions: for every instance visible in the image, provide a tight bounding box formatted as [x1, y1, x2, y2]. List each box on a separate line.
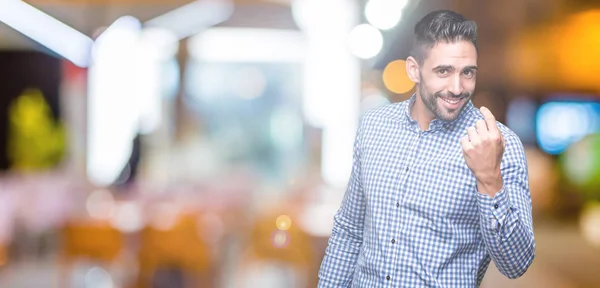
[410, 93, 435, 131]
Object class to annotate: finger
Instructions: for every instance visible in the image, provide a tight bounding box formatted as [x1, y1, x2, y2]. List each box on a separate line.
[460, 135, 474, 151]
[480, 106, 500, 134]
[466, 127, 480, 144]
[475, 119, 488, 135]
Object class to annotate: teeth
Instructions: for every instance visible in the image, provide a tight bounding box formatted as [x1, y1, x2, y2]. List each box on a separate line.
[442, 97, 460, 104]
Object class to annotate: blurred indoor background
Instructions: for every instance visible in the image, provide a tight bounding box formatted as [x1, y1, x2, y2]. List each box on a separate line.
[0, 0, 599, 287]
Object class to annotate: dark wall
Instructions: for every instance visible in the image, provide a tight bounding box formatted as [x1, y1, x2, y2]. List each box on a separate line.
[0, 50, 61, 170]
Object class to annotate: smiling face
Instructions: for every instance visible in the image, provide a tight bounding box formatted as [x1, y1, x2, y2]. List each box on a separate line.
[415, 40, 478, 122]
[405, 10, 479, 127]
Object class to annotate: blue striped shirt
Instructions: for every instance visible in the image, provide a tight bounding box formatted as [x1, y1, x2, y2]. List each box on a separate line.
[318, 95, 535, 287]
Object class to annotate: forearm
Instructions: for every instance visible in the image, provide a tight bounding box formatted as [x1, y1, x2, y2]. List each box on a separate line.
[476, 186, 535, 279]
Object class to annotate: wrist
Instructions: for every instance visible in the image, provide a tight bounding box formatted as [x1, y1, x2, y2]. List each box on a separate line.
[476, 170, 503, 196]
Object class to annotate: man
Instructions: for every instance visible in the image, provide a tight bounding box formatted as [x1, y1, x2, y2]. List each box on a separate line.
[318, 10, 535, 287]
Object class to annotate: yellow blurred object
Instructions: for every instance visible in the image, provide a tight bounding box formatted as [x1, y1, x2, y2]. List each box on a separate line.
[233, 207, 317, 287]
[0, 245, 6, 267]
[59, 221, 124, 288]
[7, 88, 66, 171]
[508, 9, 600, 92]
[555, 10, 600, 91]
[275, 214, 292, 231]
[382, 60, 415, 94]
[137, 213, 213, 286]
[61, 221, 124, 262]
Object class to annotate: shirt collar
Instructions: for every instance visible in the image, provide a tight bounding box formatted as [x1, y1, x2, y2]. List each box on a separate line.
[403, 94, 473, 132]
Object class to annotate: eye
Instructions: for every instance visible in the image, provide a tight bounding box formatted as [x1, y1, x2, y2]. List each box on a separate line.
[437, 69, 449, 76]
[463, 69, 475, 79]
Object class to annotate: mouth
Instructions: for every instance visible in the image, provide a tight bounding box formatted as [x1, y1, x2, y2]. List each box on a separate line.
[438, 95, 465, 110]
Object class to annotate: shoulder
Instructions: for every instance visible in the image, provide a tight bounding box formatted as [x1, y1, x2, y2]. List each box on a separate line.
[362, 102, 406, 124]
[359, 101, 407, 132]
[357, 101, 407, 145]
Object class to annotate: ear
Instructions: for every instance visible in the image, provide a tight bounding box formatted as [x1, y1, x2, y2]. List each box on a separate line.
[406, 56, 420, 83]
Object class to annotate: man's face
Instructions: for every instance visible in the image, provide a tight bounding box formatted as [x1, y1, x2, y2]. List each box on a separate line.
[417, 40, 478, 122]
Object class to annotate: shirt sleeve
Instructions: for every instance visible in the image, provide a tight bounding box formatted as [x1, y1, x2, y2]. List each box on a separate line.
[476, 133, 536, 279]
[318, 123, 366, 288]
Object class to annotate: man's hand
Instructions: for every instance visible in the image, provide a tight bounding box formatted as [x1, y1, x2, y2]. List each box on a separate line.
[460, 106, 505, 196]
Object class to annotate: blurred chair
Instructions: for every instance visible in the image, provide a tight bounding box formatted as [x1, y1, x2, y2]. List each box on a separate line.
[236, 208, 315, 288]
[59, 220, 124, 287]
[136, 212, 214, 288]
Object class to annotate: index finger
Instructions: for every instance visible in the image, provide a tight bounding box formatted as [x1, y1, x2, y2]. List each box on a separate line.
[480, 106, 499, 133]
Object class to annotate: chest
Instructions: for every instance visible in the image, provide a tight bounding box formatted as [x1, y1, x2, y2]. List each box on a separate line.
[361, 124, 479, 224]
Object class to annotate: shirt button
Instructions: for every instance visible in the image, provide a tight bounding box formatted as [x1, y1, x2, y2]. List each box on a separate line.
[396, 202, 399, 208]
[391, 239, 395, 244]
[405, 166, 409, 172]
[491, 219, 498, 230]
[386, 275, 391, 281]
[494, 204, 499, 209]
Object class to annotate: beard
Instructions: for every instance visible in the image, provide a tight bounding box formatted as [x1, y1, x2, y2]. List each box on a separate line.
[418, 76, 473, 122]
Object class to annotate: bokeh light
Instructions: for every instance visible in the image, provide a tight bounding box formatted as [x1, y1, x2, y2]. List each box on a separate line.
[275, 215, 292, 231]
[86, 189, 115, 220]
[270, 230, 290, 249]
[580, 202, 600, 248]
[364, 0, 408, 30]
[347, 24, 383, 59]
[561, 133, 600, 198]
[109, 202, 143, 233]
[536, 101, 600, 155]
[84, 266, 114, 288]
[382, 59, 415, 94]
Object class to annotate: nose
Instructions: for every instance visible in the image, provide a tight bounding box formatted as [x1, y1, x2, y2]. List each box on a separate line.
[448, 74, 463, 96]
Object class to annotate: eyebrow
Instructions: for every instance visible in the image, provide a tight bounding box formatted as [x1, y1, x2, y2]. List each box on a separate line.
[432, 65, 478, 72]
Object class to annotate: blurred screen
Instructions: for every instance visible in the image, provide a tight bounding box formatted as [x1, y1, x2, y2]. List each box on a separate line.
[184, 61, 305, 181]
[536, 97, 600, 155]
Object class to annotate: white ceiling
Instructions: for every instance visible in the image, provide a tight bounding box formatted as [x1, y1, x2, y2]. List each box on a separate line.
[0, 0, 297, 50]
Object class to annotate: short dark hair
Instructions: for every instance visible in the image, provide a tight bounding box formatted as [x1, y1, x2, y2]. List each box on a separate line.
[410, 10, 478, 64]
